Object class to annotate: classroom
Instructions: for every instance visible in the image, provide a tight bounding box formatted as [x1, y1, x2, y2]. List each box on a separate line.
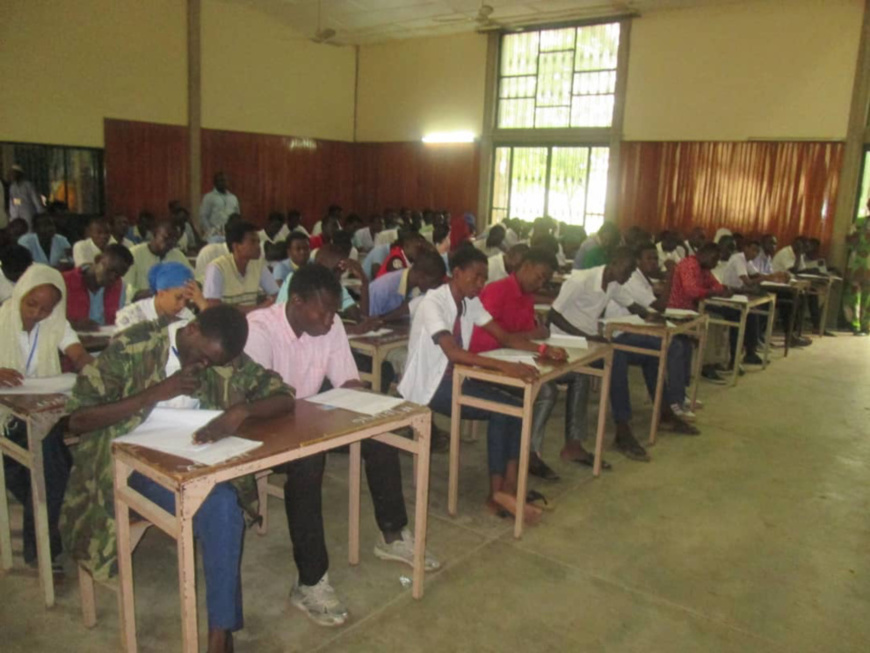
[1, 0, 869, 651]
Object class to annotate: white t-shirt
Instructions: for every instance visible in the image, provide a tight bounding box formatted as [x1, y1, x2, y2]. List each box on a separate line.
[18, 321, 80, 376]
[399, 284, 493, 406]
[0, 269, 14, 304]
[605, 269, 655, 318]
[156, 320, 200, 410]
[487, 254, 508, 284]
[721, 252, 751, 288]
[551, 266, 622, 336]
[712, 261, 728, 283]
[194, 242, 229, 282]
[657, 242, 685, 271]
[114, 297, 196, 333]
[772, 246, 802, 274]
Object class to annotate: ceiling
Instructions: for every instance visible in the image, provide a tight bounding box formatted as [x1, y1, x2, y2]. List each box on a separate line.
[223, 0, 755, 46]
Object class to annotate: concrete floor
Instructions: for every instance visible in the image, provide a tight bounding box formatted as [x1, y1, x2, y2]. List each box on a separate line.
[2, 334, 869, 652]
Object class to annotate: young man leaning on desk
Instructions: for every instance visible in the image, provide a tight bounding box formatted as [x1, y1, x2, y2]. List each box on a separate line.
[245, 264, 440, 628]
[61, 305, 294, 653]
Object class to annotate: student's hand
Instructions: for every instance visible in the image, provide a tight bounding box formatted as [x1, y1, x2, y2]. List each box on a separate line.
[0, 368, 24, 388]
[72, 319, 101, 332]
[258, 295, 276, 309]
[149, 363, 204, 402]
[500, 361, 539, 383]
[193, 405, 247, 443]
[542, 346, 567, 362]
[183, 280, 207, 309]
[340, 258, 366, 281]
[644, 313, 666, 324]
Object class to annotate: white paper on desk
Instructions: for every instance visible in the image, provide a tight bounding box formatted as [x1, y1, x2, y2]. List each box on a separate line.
[0, 374, 77, 395]
[534, 304, 552, 312]
[599, 314, 648, 327]
[796, 273, 828, 281]
[538, 335, 588, 349]
[664, 308, 699, 319]
[114, 408, 263, 466]
[347, 328, 393, 339]
[98, 325, 116, 336]
[718, 294, 749, 303]
[480, 349, 538, 366]
[761, 282, 792, 289]
[306, 388, 405, 416]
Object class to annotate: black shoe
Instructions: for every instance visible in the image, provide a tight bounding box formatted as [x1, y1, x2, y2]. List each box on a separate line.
[743, 353, 764, 365]
[528, 454, 560, 481]
[701, 367, 727, 384]
[789, 336, 812, 347]
[615, 433, 651, 462]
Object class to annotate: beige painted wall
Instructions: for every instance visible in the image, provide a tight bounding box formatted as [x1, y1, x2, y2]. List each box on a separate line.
[356, 32, 488, 142]
[201, 0, 356, 141]
[623, 0, 863, 140]
[0, 0, 187, 147]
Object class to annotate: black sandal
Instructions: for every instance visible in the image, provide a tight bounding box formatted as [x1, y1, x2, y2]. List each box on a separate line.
[572, 455, 612, 471]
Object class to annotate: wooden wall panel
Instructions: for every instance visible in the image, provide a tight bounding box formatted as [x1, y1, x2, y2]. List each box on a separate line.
[104, 118, 189, 220]
[617, 141, 844, 252]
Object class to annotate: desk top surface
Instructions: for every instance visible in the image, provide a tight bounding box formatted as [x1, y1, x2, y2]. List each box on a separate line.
[457, 342, 611, 385]
[348, 323, 411, 347]
[0, 392, 69, 416]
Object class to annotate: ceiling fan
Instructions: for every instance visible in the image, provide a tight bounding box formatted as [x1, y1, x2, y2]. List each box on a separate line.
[309, 0, 342, 46]
[434, 2, 504, 31]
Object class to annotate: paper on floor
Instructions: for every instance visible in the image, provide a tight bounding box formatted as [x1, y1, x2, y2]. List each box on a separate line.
[114, 408, 263, 466]
[0, 374, 77, 396]
[306, 388, 406, 415]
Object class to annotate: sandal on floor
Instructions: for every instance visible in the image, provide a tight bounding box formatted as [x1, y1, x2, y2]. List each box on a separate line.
[572, 455, 612, 471]
[526, 490, 555, 512]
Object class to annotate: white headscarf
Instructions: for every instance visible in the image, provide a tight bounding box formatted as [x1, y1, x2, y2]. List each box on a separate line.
[0, 263, 68, 377]
[713, 228, 733, 244]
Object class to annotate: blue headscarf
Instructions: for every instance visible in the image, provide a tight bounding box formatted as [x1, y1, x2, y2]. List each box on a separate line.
[148, 262, 194, 292]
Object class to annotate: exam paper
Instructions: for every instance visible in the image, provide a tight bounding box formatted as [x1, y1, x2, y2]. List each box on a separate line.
[718, 294, 749, 303]
[664, 308, 699, 319]
[537, 335, 589, 349]
[347, 328, 393, 339]
[480, 349, 538, 366]
[306, 388, 405, 416]
[114, 408, 263, 466]
[0, 374, 77, 396]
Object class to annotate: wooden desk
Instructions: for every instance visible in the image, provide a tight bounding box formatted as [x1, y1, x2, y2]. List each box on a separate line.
[699, 294, 775, 385]
[449, 343, 613, 539]
[761, 280, 810, 355]
[112, 399, 431, 653]
[348, 324, 410, 391]
[602, 313, 709, 445]
[796, 273, 840, 336]
[0, 393, 69, 607]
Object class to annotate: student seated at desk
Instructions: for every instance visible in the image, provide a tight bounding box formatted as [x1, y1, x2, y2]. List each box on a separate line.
[670, 242, 763, 367]
[0, 264, 93, 570]
[400, 245, 566, 523]
[72, 216, 113, 267]
[62, 243, 133, 331]
[18, 214, 72, 268]
[115, 262, 208, 332]
[487, 243, 529, 285]
[375, 231, 427, 279]
[108, 214, 136, 250]
[550, 248, 698, 464]
[61, 306, 293, 653]
[273, 231, 312, 286]
[203, 220, 279, 313]
[573, 222, 620, 270]
[245, 264, 439, 627]
[470, 247, 596, 481]
[259, 211, 290, 261]
[368, 249, 446, 322]
[0, 244, 33, 304]
[124, 219, 193, 301]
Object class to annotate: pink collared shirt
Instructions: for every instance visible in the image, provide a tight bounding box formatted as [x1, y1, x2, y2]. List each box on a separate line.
[244, 303, 359, 399]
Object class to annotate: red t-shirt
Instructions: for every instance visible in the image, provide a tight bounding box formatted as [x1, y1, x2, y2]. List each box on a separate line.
[469, 274, 535, 353]
[308, 234, 324, 251]
[668, 255, 724, 309]
[376, 246, 408, 279]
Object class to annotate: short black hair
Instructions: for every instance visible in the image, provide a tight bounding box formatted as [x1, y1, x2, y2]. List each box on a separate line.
[433, 224, 450, 245]
[634, 241, 657, 258]
[226, 220, 258, 249]
[33, 213, 55, 230]
[288, 263, 342, 302]
[287, 231, 309, 247]
[699, 242, 720, 256]
[521, 247, 558, 270]
[87, 215, 109, 228]
[449, 242, 488, 271]
[530, 233, 558, 255]
[102, 243, 134, 267]
[267, 211, 285, 224]
[196, 305, 248, 359]
[486, 224, 506, 249]
[331, 231, 353, 256]
[744, 239, 761, 248]
[0, 244, 33, 282]
[413, 249, 447, 279]
[610, 246, 636, 264]
[345, 213, 363, 228]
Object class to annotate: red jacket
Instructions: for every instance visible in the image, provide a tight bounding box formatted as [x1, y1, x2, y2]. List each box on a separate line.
[376, 246, 409, 279]
[62, 267, 123, 325]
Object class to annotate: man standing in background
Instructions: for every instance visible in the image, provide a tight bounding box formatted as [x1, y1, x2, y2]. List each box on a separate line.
[7, 165, 44, 228]
[200, 172, 240, 242]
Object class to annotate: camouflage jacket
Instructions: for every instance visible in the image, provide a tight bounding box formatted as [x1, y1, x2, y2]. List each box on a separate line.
[60, 320, 292, 581]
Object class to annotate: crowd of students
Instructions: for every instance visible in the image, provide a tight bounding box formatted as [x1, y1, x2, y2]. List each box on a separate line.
[0, 191, 850, 652]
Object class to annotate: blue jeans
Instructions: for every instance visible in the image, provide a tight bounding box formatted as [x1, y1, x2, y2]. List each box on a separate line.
[610, 333, 684, 423]
[128, 473, 244, 631]
[429, 376, 522, 476]
[529, 376, 590, 453]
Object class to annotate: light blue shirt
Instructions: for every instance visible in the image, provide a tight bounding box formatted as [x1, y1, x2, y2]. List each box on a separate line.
[272, 259, 298, 285]
[88, 287, 106, 325]
[277, 270, 355, 310]
[368, 269, 409, 317]
[199, 188, 240, 239]
[362, 244, 391, 279]
[18, 233, 71, 267]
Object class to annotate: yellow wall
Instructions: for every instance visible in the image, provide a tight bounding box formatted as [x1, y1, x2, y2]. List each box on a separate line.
[201, 0, 356, 141]
[623, 0, 863, 140]
[356, 32, 488, 142]
[0, 0, 187, 148]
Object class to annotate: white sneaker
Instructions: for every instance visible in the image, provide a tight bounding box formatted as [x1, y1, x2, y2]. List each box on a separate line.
[374, 528, 441, 572]
[670, 403, 696, 421]
[290, 573, 349, 627]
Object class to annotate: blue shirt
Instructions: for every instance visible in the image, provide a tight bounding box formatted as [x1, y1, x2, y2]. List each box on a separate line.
[18, 233, 71, 267]
[362, 244, 391, 280]
[88, 287, 106, 325]
[277, 270, 356, 311]
[369, 269, 410, 317]
[272, 259, 298, 285]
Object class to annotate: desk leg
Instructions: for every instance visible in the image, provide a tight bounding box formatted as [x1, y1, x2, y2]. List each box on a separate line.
[28, 414, 54, 608]
[763, 299, 775, 368]
[689, 323, 706, 410]
[730, 309, 748, 387]
[113, 459, 137, 653]
[784, 293, 797, 358]
[513, 385, 534, 540]
[448, 370, 462, 517]
[348, 441, 361, 566]
[178, 482, 210, 653]
[818, 283, 832, 336]
[0, 444, 12, 570]
[412, 413, 431, 599]
[648, 337, 667, 446]
[371, 351, 382, 394]
[592, 352, 612, 477]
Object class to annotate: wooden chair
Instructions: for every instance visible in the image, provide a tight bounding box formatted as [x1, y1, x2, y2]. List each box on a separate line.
[78, 520, 152, 628]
